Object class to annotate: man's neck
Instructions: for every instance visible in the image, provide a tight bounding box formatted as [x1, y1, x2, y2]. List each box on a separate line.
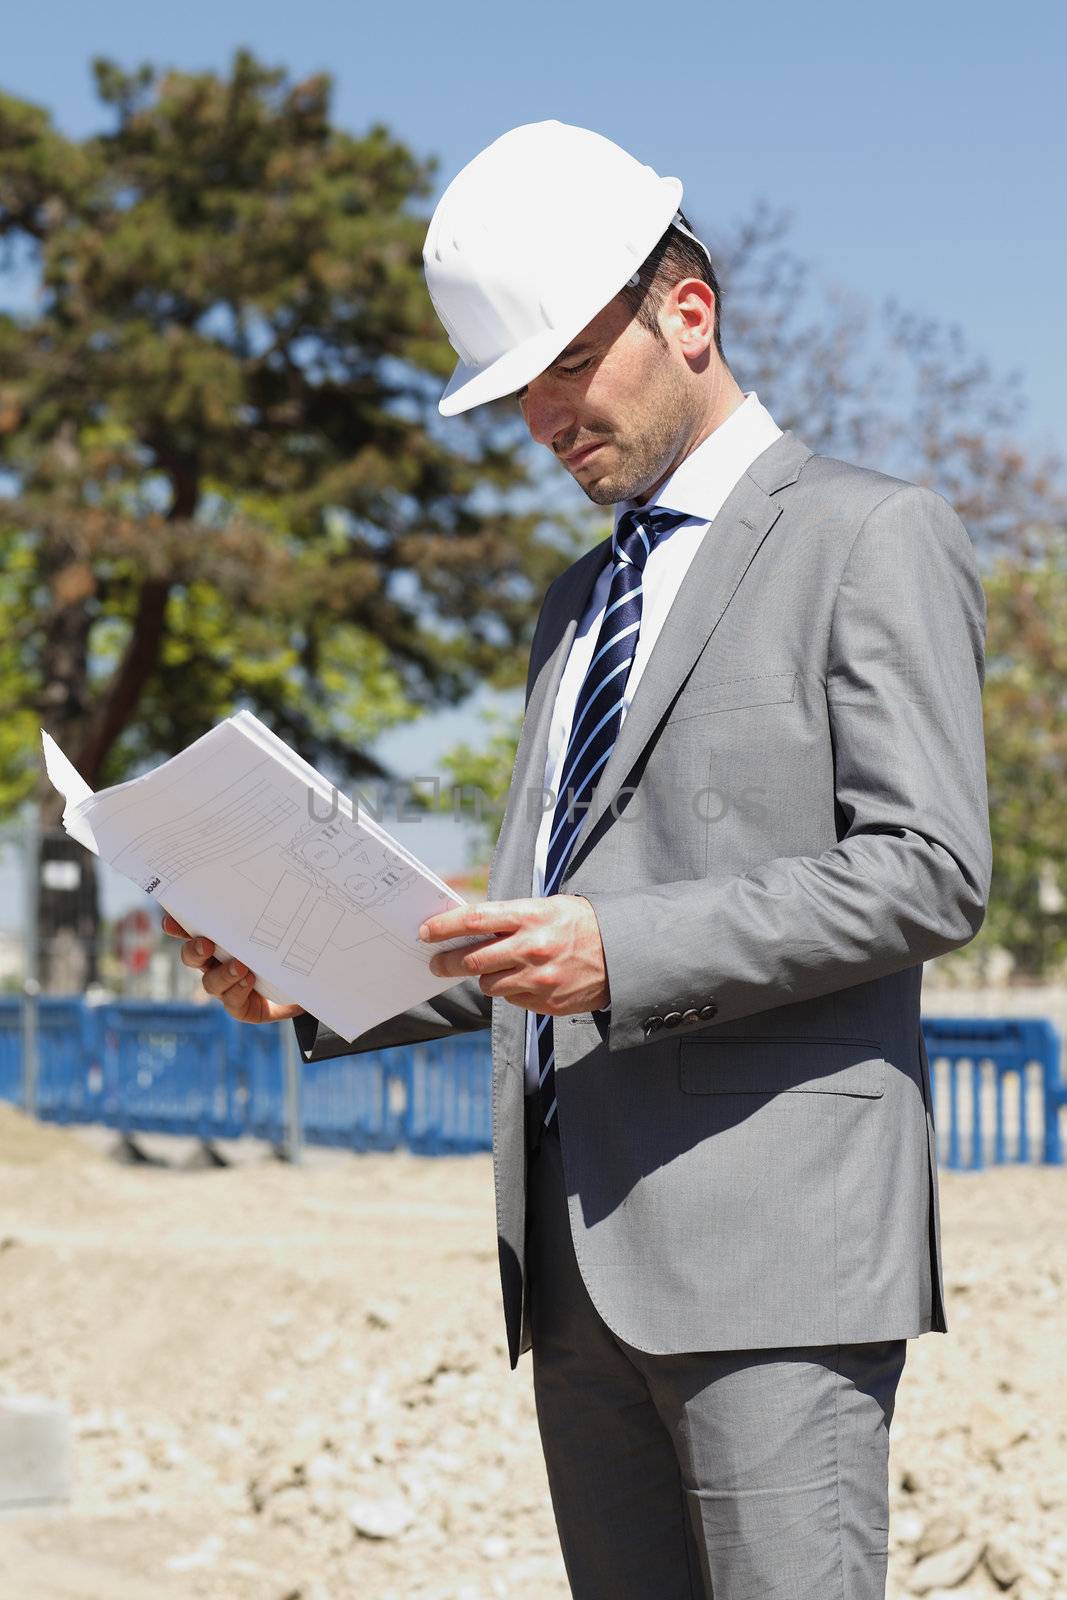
[633, 385, 748, 506]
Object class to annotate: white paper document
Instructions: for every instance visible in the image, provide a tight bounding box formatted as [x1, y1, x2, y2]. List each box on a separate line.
[42, 713, 487, 1045]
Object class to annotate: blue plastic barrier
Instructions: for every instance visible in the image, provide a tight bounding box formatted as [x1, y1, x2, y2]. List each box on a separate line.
[405, 1035, 494, 1154]
[37, 1000, 103, 1125]
[224, 1013, 285, 1144]
[0, 998, 101, 1122]
[922, 1016, 1063, 1169]
[0, 1000, 1062, 1165]
[99, 1002, 240, 1140]
[302, 1050, 411, 1152]
[0, 1001, 24, 1106]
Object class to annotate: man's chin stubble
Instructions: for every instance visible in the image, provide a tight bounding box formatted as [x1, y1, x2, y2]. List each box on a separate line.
[583, 405, 692, 506]
[567, 445, 656, 507]
[580, 454, 673, 507]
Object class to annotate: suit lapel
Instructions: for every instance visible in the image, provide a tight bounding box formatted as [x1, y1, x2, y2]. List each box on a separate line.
[487, 542, 609, 905]
[489, 427, 813, 899]
[486, 547, 611, 1071]
[564, 429, 813, 865]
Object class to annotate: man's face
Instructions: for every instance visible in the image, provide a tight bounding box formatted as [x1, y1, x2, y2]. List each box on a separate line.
[515, 284, 703, 507]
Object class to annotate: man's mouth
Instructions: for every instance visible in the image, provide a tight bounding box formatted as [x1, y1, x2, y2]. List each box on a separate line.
[563, 442, 604, 468]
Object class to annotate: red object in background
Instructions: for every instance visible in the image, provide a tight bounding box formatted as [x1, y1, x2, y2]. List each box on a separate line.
[114, 907, 155, 974]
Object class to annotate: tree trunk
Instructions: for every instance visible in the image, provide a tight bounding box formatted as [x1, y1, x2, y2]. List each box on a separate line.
[34, 826, 102, 995]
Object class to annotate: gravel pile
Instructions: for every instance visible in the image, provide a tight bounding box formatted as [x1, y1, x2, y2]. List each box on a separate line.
[0, 1111, 1062, 1598]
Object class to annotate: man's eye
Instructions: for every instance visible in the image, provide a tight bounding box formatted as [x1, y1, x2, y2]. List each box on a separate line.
[515, 356, 592, 404]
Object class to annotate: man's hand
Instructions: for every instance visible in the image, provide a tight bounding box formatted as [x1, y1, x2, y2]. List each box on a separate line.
[161, 913, 306, 1025]
[418, 895, 610, 1016]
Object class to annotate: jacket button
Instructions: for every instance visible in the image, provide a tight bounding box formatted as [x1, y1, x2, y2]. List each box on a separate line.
[698, 1003, 718, 1020]
[663, 1011, 683, 1028]
[681, 1008, 700, 1024]
[643, 1015, 663, 1034]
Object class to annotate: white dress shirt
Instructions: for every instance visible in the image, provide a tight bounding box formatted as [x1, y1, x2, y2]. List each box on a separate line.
[523, 390, 783, 1094]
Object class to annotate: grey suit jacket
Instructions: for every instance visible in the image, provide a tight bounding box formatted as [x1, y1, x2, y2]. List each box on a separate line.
[295, 430, 992, 1369]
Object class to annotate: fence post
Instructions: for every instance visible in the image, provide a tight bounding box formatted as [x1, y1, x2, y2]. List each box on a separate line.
[1038, 1021, 1064, 1166]
[404, 1047, 421, 1152]
[21, 808, 40, 1119]
[282, 1021, 303, 1165]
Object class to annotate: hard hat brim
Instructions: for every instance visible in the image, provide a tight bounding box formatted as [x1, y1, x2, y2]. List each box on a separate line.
[436, 176, 684, 417]
[437, 326, 578, 417]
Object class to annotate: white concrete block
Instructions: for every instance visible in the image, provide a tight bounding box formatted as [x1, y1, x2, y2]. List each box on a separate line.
[0, 1396, 72, 1509]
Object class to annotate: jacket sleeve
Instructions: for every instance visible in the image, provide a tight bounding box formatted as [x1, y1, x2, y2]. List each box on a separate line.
[580, 484, 993, 1053]
[293, 980, 491, 1064]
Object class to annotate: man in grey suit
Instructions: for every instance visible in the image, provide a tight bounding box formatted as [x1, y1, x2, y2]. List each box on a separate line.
[167, 122, 991, 1597]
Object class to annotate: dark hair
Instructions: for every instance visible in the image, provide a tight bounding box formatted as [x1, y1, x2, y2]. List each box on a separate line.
[618, 209, 725, 363]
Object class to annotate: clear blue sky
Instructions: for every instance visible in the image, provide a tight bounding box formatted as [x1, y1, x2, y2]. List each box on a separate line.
[7, 0, 1063, 451]
[5, 0, 1065, 880]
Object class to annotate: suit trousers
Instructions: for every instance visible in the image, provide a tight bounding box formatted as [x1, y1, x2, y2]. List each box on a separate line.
[524, 1103, 907, 1599]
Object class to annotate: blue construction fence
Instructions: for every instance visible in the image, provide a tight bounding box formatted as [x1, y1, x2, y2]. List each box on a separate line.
[0, 999, 492, 1155]
[0, 1001, 1063, 1166]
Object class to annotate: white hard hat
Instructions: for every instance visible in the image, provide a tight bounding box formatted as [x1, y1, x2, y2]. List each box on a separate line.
[423, 120, 704, 418]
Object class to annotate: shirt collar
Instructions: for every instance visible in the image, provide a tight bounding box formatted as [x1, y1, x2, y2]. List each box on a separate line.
[612, 391, 782, 533]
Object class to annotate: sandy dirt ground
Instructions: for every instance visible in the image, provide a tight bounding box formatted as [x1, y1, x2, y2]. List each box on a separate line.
[0, 1105, 1064, 1600]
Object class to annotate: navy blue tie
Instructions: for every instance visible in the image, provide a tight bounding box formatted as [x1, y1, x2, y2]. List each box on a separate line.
[534, 504, 690, 1130]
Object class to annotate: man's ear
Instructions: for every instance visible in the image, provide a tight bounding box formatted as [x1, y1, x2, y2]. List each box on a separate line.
[670, 281, 716, 359]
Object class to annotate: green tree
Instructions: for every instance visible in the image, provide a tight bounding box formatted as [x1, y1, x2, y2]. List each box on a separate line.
[0, 51, 575, 823]
[439, 705, 526, 888]
[974, 536, 1067, 977]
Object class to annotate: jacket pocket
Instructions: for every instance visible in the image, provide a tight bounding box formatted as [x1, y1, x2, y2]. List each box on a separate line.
[679, 1036, 886, 1098]
[669, 670, 797, 721]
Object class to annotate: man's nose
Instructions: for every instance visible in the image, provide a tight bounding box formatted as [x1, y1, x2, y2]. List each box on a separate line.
[521, 382, 574, 452]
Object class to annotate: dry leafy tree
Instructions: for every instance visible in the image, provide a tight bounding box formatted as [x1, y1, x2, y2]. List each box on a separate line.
[444, 201, 1067, 975]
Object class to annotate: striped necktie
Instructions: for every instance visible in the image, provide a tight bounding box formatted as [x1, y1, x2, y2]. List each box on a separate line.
[534, 504, 690, 1130]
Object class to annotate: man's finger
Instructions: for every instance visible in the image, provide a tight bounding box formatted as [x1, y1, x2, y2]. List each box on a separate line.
[430, 931, 526, 979]
[220, 979, 263, 1023]
[179, 937, 216, 971]
[478, 975, 555, 1009]
[419, 898, 539, 944]
[475, 965, 532, 995]
[201, 957, 254, 1001]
